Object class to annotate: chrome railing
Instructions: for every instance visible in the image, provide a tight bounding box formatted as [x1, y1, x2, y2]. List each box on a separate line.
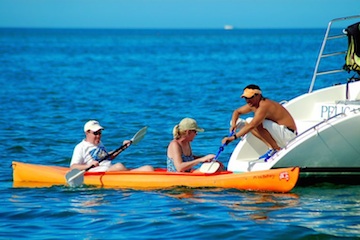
[309, 15, 360, 93]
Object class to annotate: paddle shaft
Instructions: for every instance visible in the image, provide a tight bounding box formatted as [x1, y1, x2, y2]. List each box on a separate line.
[66, 142, 131, 183]
[201, 131, 235, 173]
[215, 131, 235, 160]
[87, 142, 131, 170]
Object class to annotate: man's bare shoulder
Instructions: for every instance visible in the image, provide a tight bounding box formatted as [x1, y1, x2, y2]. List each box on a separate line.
[236, 104, 252, 112]
[260, 98, 281, 107]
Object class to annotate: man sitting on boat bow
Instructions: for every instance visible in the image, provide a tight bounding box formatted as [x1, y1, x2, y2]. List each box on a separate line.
[222, 84, 297, 161]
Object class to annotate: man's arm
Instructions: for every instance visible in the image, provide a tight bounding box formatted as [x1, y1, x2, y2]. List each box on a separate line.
[224, 102, 268, 144]
[230, 105, 251, 131]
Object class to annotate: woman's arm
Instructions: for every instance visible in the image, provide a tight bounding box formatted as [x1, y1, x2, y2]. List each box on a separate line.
[168, 141, 215, 172]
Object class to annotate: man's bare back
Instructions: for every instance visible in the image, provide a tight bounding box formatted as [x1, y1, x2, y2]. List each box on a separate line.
[255, 98, 297, 131]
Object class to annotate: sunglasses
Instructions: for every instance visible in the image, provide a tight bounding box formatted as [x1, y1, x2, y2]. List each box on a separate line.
[244, 94, 258, 100]
[92, 131, 102, 136]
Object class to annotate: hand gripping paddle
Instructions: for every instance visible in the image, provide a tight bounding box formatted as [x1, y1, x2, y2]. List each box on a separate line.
[199, 131, 235, 174]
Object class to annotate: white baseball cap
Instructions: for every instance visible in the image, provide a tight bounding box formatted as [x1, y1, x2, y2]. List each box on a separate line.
[84, 120, 104, 132]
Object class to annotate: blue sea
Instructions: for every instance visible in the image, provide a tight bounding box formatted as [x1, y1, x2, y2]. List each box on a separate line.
[1, 27, 360, 239]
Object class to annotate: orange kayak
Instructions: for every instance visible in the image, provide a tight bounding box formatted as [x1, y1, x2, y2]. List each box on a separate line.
[12, 161, 299, 192]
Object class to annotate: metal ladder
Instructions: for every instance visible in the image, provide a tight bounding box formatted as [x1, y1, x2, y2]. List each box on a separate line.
[309, 15, 360, 93]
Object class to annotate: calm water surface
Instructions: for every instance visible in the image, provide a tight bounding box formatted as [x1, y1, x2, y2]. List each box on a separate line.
[1, 28, 359, 239]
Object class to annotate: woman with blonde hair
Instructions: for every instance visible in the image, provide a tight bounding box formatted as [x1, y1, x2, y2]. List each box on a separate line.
[167, 118, 216, 172]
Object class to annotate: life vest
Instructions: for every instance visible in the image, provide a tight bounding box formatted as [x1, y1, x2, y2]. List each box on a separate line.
[343, 22, 360, 74]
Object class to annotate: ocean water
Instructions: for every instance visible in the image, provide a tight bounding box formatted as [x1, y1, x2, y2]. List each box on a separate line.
[1, 27, 360, 239]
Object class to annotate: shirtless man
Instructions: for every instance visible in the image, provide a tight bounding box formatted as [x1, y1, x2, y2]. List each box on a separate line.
[222, 84, 297, 160]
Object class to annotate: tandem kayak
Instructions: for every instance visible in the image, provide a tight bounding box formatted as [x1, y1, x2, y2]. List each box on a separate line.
[12, 161, 299, 192]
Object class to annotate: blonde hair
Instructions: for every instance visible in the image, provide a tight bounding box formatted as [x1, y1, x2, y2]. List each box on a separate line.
[172, 124, 186, 139]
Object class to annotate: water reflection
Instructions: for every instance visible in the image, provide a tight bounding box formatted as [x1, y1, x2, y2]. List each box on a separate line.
[225, 192, 300, 221]
[13, 182, 61, 188]
[68, 192, 106, 214]
[161, 187, 300, 222]
[8, 183, 360, 237]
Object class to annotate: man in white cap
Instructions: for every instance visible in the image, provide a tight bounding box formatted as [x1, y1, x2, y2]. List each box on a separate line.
[222, 84, 297, 161]
[70, 120, 153, 172]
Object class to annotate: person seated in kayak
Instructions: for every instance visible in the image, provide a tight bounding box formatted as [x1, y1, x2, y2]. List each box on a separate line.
[167, 117, 219, 172]
[222, 84, 297, 161]
[70, 120, 154, 172]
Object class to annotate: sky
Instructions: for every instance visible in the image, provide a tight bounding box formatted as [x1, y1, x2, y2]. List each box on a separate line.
[0, 0, 359, 29]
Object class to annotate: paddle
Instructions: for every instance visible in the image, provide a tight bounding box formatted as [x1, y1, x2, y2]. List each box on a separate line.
[65, 126, 148, 187]
[199, 131, 235, 174]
